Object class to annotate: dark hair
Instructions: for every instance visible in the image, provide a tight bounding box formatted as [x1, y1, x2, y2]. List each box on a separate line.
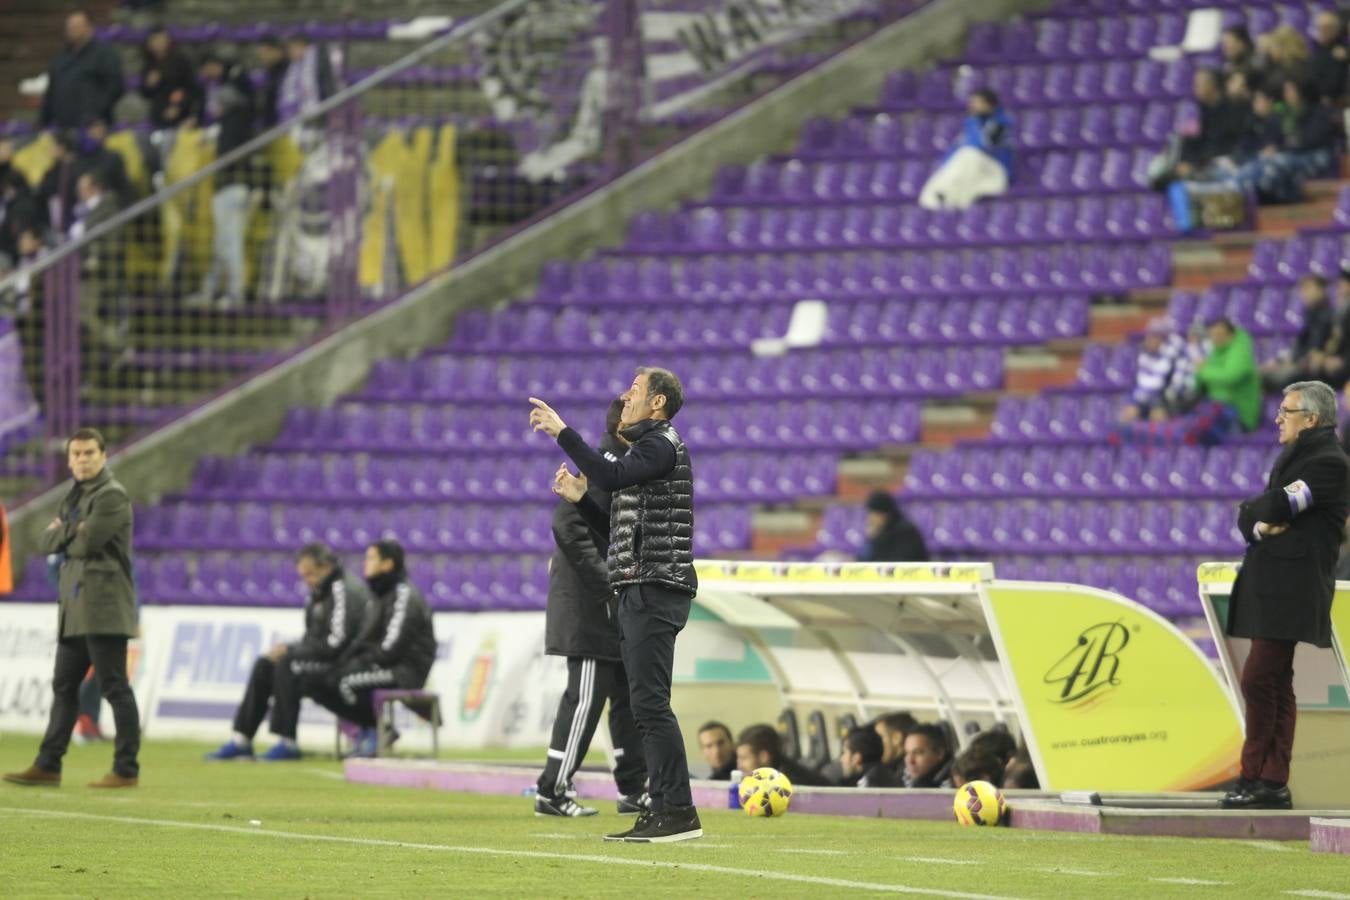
[874, 711, 917, 736]
[698, 720, 732, 740]
[953, 748, 1005, 788]
[296, 542, 339, 568]
[1301, 273, 1328, 289]
[906, 723, 950, 758]
[80, 169, 105, 191]
[605, 396, 624, 437]
[1209, 316, 1236, 335]
[370, 539, 406, 576]
[737, 723, 783, 765]
[1285, 76, 1319, 105]
[637, 367, 684, 419]
[1005, 753, 1040, 789]
[1196, 67, 1223, 90]
[1222, 24, 1254, 52]
[842, 726, 884, 765]
[68, 9, 93, 24]
[967, 728, 1018, 766]
[971, 88, 1000, 109]
[66, 427, 106, 453]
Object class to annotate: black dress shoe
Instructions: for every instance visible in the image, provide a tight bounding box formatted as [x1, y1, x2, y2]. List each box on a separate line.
[1221, 780, 1292, 810]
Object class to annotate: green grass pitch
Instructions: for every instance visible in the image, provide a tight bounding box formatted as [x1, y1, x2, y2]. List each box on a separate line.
[1, 736, 1348, 898]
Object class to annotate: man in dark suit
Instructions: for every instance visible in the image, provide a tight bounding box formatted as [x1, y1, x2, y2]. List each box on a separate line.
[533, 399, 648, 818]
[1223, 380, 1350, 810]
[4, 428, 140, 788]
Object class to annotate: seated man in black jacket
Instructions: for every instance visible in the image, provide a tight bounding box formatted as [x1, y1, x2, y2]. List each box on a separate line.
[735, 723, 829, 787]
[310, 540, 437, 756]
[903, 723, 954, 788]
[839, 727, 899, 788]
[206, 543, 369, 761]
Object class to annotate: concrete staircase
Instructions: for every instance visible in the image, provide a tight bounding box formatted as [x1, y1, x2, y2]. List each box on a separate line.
[746, 176, 1350, 560]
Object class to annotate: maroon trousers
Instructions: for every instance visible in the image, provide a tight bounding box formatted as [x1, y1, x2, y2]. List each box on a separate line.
[1238, 638, 1298, 785]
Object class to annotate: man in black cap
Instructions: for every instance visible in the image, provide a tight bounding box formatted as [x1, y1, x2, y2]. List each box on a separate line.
[858, 490, 929, 563]
[529, 367, 701, 843]
[533, 398, 648, 818]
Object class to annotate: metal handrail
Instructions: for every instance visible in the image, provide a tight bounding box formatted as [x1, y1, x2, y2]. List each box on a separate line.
[0, 0, 534, 294]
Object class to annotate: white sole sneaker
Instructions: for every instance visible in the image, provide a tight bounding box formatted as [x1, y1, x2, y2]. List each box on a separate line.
[625, 828, 703, 843]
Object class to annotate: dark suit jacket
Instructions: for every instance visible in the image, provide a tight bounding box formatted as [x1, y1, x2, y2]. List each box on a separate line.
[1229, 426, 1350, 648]
[37, 467, 136, 638]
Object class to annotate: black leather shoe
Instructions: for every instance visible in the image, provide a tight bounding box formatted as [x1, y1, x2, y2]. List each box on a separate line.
[1221, 780, 1292, 810]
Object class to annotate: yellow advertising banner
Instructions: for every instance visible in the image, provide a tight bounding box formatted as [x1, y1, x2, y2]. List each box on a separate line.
[984, 583, 1243, 792]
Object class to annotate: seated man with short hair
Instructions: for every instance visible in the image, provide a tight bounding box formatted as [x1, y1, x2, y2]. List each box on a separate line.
[872, 711, 917, 783]
[839, 726, 899, 788]
[951, 748, 1005, 789]
[310, 540, 437, 755]
[697, 721, 736, 780]
[903, 723, 954, 789]
[206, 543, 370, 761]
[735, 724, 829, 787]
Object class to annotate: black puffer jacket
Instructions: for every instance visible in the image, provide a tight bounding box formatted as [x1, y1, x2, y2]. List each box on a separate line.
[545, 435, 623, 661]
[288, 568, 370, 663]
[608, 420, 696, 595]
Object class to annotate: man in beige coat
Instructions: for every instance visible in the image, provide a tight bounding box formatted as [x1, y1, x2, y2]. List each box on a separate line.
[3, 428, 140, 788]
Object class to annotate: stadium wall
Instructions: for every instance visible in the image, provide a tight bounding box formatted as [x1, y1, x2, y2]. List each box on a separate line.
[6, 0, 1049, 562]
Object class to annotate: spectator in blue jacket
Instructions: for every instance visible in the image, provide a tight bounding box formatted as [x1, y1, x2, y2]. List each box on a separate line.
[918, 89, 1014, 210]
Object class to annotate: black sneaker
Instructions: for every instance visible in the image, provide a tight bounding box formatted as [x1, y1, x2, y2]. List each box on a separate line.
[623, 805, 703, 843]
[605, 809, 655, 841]
[534, 794, 599, 817]
[617, 791, 651, 815]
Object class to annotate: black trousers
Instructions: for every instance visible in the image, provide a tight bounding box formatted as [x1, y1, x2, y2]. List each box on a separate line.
[233, 654, 329, 740]
[307, 662, 404, 729]
[617, 583, 693, 812]
[37, 635, 140, 778]
[536, 656, 647, 800]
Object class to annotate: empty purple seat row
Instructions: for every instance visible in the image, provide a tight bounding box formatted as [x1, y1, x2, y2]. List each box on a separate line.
[1169, 285, 1304, 338]
[100, 19, 396, 45]
[904, 444, 1272, 501]
[631, 196, 1172, 253]
[960, 11, 1189, 65]
[990, 553, 1207, 619]
[1248, 232, 1350, 284]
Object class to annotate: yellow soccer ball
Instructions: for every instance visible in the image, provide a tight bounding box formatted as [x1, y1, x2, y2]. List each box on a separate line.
[738, 767, 794, 817]
[953, 780, 1007, 826]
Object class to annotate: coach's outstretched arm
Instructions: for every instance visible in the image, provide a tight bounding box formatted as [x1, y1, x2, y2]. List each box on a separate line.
[1237, 455, 1349, 541]
[530, 397, 677, 490]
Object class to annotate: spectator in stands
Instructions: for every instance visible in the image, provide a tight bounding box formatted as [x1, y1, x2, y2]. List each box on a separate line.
[902, 723, 953, 789]
[951, 748, 1004, 789]
[0, 145, 39, 269]
[278, 34, 337, 123]
[256, 38, 289, 129]
[195, 51, 257, 308]
[839, 726, 899, 788]
[1193, 318, 1263, 439]
[308, 540, 437, 758]
[1233, 83, 1283, 164]
[858, 490, 928, 563]
[205, 543, 370, 762]
[40, 10, 124, 130]
[139, 26, 199, 132]
[873, 711, 916, 782]
[1262, 274, 1336, 389]
[1259, 25, 1312, 95]
[1149, 69, 1244, 189]
[1220, 24, 1261, 84]
[1308, 10, 1348, 104]
[37, 131, 81, 236]
[735, 723, 830, 787]
[1273, 78, 1338, 183]
[698, 721, 736, 779]
[1114, 318, 1211, 445]
[69, 171, 118, 242]
[79, 120, 134, 211]
[917, 88, 1013, 211]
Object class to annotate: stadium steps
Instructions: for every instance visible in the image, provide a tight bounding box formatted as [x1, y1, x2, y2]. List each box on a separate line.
[747, 172, 1350, 558]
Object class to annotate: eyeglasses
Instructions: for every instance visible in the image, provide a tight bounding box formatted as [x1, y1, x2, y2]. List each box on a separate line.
[1275, 407, 1311, 420]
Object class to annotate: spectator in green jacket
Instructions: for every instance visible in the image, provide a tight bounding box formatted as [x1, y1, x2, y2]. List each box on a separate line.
[1113, 318, 1260, 447]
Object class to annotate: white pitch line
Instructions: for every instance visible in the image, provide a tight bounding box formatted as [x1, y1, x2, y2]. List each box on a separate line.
[1038, 868, 1104, 877]
[1285, 891, 1350, 899]
[1151, 878, 1228, 886]
[781, 849, 849, 856]
[1251, 840, 1297, 853]
[305, 768, 347, 781]
[1, 806, 1023, 900]
[901, 857, 979, 866]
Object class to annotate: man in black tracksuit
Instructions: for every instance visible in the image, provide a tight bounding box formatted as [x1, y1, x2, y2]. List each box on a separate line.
[308, 540, 437, 754]
[205, 543, 369, 761]
[534, 399, 648, 818]
[530, 366, 702, 844]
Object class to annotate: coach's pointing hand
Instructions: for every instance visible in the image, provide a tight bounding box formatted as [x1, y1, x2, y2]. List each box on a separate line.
[529, 397, 567, 438]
